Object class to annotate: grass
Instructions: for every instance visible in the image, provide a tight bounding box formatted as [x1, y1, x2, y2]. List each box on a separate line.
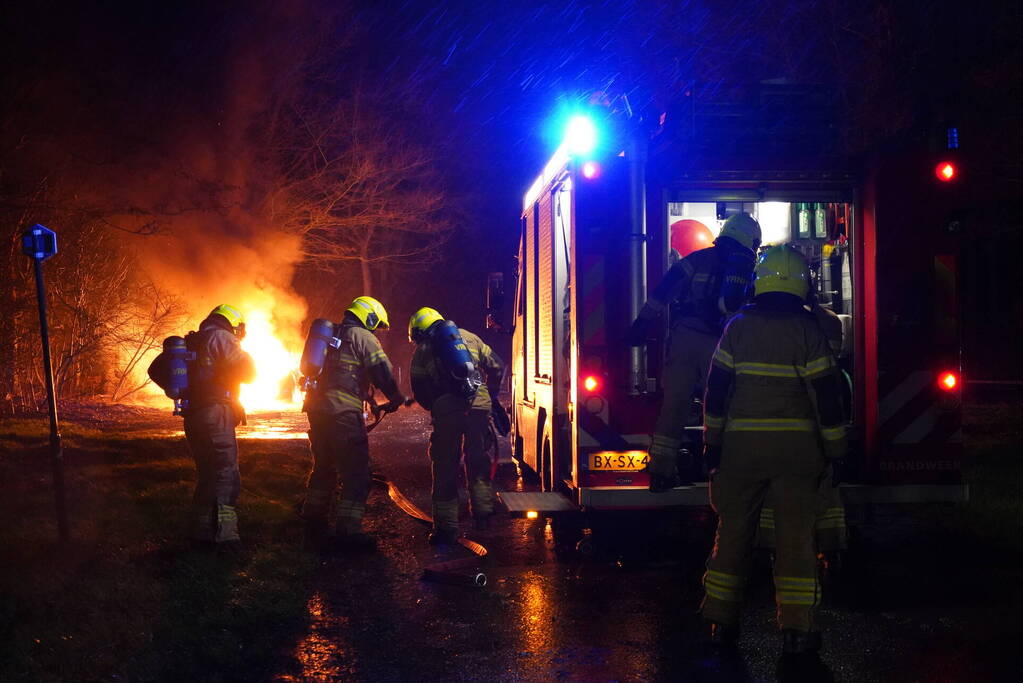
[0, 417, 316, 682]
[1, 394, 1022, 681]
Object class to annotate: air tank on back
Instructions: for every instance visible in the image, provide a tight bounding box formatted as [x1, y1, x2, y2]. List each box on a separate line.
[161, 336, 190, 400]
[300, 318, 338, 387]
[433, 320, 482, 397]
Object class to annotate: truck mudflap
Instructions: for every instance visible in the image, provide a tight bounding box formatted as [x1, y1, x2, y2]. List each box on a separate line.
[578, 483, 969, 509]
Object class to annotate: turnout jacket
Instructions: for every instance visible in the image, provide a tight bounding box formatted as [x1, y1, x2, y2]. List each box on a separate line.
[703, 298, 848, 460]
[637, 239, 756, 335]
[187, 318, 255, 408]
[303, 319, 402, 416]
[410, 328, 504, 414]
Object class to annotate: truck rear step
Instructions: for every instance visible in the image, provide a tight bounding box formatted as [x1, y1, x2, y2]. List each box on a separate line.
[497, 491, 576, 516]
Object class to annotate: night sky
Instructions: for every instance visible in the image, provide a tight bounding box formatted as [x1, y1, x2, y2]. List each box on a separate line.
[2, 0, 1020, 326]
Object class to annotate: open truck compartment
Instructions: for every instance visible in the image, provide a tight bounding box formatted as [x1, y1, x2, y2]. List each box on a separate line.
[507, 84, 967, 512]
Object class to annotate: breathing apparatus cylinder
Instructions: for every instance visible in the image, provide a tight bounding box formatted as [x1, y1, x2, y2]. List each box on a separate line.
[163, 336, 190, 399]
[433, 320, 482, 398]
[300, 318, 340, 390]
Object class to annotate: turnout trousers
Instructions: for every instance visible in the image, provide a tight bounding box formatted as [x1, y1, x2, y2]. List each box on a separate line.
[650, 326, 718, 462]
[430, 406, 493, 532]
[302, 411, 371, 534]
[184, 402, 242, 543]
[702, 431, 826, 632]
[757, 469, 847, 553]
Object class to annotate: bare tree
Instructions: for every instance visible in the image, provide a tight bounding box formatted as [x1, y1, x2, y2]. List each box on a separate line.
[267, 85, 456, 294]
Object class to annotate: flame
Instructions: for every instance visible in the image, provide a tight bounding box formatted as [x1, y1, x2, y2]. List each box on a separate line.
[239, 308, 301, 412]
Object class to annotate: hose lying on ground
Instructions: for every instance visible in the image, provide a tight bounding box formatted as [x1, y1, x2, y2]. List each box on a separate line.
[371, 471, 488, 587]
[366, 401, 488, 588]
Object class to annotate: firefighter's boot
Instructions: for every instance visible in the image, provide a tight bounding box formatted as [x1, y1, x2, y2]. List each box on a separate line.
[700, 619, 740, 652]
[778, 630, 830, 683]
[214, 504, 241, 544]
[646, 434, 682, 492]
[469, 478, 495, 531]
[300, 488, 333, 522]
[430, 499, 461, 545]
[334, 499, 373, 550]
[188, 502, 215, 544]
[303, 519, 329, 553]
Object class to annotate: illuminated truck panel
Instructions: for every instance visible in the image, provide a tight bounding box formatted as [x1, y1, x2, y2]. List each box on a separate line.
[509, 85, 966, 509]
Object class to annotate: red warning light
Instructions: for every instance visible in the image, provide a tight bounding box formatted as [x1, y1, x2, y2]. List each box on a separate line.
[938, 371, 959, 391]
[935, 161, 957, 182]
[582, 375, 600, 392]
[582, 161, 601, 179]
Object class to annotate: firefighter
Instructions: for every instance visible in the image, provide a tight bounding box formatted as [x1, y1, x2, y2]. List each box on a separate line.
[408, 307, 505, 544]
[758, 298, 850, 558]
[183, 304, 256, 547]
[301, 296, 407, 548]
[699, 245, 847, 665]
[625, 212, 762, 490]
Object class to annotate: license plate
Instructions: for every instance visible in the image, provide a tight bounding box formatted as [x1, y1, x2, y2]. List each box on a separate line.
[588, 450, 649, 471]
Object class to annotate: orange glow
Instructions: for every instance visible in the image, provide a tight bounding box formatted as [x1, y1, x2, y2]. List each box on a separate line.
[526, 510, 539, 520]
[582, 375, 600, 392]
[935, 161, 957, 182]
[938, 371, 959, 391]
[239, 308, 300, 412]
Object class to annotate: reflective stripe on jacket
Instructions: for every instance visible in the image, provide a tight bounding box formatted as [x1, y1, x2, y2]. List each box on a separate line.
[703, 304, 847, 459]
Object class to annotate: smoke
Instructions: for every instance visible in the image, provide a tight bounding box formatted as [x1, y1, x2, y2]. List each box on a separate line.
[84, 3, 327, 402]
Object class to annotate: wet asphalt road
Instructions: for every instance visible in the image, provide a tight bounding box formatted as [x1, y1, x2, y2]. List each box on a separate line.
[242, 407, 1023, 682]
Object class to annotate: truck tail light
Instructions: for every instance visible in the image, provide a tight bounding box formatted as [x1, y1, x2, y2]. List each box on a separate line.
[582, 375, 601, 392]
[935, 161, 958, 182]
[581, 161, 601, 179]
[938, 370, 959, 391]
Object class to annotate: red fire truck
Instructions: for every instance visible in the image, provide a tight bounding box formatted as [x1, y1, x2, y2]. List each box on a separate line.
[495, 85, 967, 524]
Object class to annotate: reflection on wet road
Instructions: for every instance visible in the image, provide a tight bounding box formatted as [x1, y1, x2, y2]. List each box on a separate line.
[235, 407, 1022, 681]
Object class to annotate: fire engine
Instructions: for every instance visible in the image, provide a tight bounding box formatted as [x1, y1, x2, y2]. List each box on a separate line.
[493, 84, 967, 529]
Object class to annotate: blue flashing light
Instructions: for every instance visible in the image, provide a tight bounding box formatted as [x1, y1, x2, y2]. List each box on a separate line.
[946, 127, 959, 150]
[564, 115, 597, 156]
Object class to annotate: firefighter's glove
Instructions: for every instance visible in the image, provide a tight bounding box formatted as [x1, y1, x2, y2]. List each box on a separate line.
[624, 317, 649, 347]
[381, 395, 410, 415]
[703, 444, 723, 478]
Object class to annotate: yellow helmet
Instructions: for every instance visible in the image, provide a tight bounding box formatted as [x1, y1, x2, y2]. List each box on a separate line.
[346, 295, 389, 331]
[408, 307, 444, 343]
[209, 304, 244, 330]
[753, 245, 810, 299]
[718, 212, 762, 250]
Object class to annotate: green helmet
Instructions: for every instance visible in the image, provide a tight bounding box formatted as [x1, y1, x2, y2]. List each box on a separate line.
[718, 212, 762, 250]
[408, 306, 443, 343]
[209, 304, 245, 336]
[346, 296, 389, 331]
[754, 245, 810, 300]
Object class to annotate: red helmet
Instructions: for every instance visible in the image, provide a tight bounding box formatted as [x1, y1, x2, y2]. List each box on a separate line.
[670, 219, 714, 259]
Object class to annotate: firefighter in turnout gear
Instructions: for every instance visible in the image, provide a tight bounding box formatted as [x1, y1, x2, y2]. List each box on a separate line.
[182, 304, 256, 546]
[626, 212, 761, 490]
[699, 245, 847, 664]
[301, 296, 407, 547]
[408, 307, 505, 544]
[759, 297, 850, 556]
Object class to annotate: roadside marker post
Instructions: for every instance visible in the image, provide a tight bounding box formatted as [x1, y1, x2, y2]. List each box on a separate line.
[21, 224, 70, 542]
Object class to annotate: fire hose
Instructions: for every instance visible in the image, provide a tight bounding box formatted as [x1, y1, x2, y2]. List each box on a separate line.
[368, 401, 489, 588]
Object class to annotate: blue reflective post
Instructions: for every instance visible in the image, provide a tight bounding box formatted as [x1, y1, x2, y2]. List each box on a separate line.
[21, 224, 69, 542]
